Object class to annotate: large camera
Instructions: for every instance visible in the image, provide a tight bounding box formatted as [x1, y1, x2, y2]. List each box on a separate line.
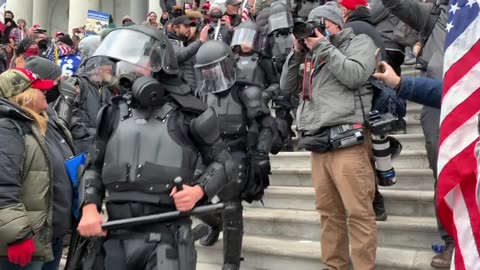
[292, 17, 326, 40]
[367, 110, 406, 136]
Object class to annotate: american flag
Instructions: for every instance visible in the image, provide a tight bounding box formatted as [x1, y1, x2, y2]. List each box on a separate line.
[241, 0, 250, 22]
[437, 0, 480, 269]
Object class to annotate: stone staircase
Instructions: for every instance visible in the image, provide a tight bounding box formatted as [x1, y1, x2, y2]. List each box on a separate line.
[196, 65, 442, 269]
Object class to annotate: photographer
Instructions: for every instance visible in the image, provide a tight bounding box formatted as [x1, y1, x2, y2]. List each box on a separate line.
[282, 3, 377, 269]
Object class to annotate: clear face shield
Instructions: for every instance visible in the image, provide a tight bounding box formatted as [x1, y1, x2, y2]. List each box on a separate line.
[195, 57, 236, 96]
[82, 56, 153, 92]
[230, 28, 258, 50]
[94, 28, 165, 72]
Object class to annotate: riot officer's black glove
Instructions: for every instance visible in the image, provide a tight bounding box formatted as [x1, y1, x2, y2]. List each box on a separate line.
[251, 150, 271, 176]
[59, 77, 79, 105]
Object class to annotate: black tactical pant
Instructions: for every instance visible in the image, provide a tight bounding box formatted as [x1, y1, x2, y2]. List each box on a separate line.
[198, 150, 247, 268]
[420, 106, 453, 245]
[104, 223, 196, 270]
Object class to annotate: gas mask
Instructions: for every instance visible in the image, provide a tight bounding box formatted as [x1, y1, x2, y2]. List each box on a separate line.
[131, 76, 165, 108]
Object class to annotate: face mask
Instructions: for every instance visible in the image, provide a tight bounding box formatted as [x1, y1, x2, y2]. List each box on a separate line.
[37, 39, 49, 50]
[24, 46, 39, 57]
[46, 85, 60, 104]
[324, 29, 330, 39]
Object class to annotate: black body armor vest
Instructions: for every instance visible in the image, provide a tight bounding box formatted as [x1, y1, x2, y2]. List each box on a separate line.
[203, 88, 246, 142]
[236, 54, 267, 88]
[102, 101, 199, 216]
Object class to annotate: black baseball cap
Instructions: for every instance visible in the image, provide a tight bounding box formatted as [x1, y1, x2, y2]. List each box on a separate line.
[172, 15, 197, 27]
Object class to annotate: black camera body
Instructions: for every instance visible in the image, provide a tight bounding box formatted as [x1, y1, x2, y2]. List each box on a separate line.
[367, 110, 405, 136]
[292, 17, 326, 40]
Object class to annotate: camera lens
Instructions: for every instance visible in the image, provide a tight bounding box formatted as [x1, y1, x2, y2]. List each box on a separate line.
[293, 21, 308, 40]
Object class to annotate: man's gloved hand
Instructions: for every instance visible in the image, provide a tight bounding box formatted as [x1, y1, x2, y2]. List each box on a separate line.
[251, 151, 271, 175]
[59, 77, 79, 104]
[8, 238, 35, 267]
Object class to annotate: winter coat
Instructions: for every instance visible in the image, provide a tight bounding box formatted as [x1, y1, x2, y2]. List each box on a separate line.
[282, 28, 375, 130]
[345, 6, 387, 60]
[380, 0, 447, 80]
[167, 31, 203, 90]
[398, 77, 441, 109]
[0, 98, 54, 261]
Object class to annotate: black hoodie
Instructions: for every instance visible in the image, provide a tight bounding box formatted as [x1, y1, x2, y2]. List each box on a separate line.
[345, 6, 387, 60]
[2, 18, 17, 44]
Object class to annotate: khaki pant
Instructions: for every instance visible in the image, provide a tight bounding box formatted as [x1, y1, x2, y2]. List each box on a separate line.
[311, 140, 377, 270]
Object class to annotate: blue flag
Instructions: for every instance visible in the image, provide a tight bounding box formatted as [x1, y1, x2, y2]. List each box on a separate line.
[65, 153, 87, 219]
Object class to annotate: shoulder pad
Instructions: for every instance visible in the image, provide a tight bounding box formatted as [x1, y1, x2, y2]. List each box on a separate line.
[242, 85, 263, 101]
[96, 103, 116, 141]
[189, 107, 220, 145]
[169, 93, 208, 114]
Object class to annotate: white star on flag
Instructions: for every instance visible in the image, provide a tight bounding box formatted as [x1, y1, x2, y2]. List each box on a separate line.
[446, 22, 454, 32]
[450, 2, 461, 14]
[467, 0, 477, 7]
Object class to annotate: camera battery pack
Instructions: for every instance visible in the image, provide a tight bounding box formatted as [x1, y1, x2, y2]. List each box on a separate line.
[330, 124, 364, 150]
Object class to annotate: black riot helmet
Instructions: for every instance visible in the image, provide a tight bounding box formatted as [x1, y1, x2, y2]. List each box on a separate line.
[230, 21, 259, 52]
[194, 40, 237, 96]
[87, 25, 180, 107]
[94, 24, 179, 76]
[268, 2, 293, 36]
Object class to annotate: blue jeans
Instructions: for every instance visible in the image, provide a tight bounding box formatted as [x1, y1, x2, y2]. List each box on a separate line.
[41, 237, 63, 270]
[0, 261, 44, 270]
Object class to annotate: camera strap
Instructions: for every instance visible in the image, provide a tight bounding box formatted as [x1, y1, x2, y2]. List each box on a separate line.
[301, 54, 315, 101]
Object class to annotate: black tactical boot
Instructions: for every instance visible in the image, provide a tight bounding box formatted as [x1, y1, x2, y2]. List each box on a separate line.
[431, 243, 454, 268]
[222, 263, 239, 270]
[199, 226, 221, 247]
[373, 189, 387, 221]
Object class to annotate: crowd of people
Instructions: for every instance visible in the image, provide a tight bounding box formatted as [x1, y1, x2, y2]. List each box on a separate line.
[0, 0, 461, 269]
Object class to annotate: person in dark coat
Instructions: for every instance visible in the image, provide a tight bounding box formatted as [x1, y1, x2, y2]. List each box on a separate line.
[167, 15, 211, 91]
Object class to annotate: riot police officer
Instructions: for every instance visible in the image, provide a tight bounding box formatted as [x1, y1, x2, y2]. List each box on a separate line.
[194, 40, 282, 270]
[77, 25, 236, 270]
[231, 21, 279, 100]
[268, 2, 297, 151]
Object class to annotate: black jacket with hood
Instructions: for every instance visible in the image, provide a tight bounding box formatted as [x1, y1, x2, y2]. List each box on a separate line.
[345, 6, 387, 61]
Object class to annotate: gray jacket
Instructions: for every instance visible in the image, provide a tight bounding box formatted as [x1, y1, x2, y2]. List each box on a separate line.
[282, 28, 375, 131]
[168, 32, 202, 90]
[381, 0, 448, 80]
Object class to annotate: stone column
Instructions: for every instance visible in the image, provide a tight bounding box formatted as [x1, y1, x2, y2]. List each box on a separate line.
[130, 0, 149, 24]
[32, 0, 49, 30]
[149, 0, 163, 15]
[68, 0, 100, 36]
[5, 0, 33, 27]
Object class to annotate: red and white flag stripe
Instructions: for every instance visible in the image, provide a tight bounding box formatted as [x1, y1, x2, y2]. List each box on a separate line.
[437, 1, 480, 269]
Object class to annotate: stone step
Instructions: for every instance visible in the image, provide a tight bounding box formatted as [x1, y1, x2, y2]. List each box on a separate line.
[242, 208, 441, 249]
[196, 235, 437, 270]
[406, 118, 423, 134]
[270, 168, 435, 190]
[198, 262, 263, 270]
[271, 150, 430, 169]
[247, 186, 435, 218]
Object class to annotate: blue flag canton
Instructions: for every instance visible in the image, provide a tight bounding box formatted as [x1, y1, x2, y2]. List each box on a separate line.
[445, 0, 480, 48]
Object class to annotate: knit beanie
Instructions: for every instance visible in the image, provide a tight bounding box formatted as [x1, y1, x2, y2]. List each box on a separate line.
[339, 0, 368, 10]
[25, 56, 62, 80]
[308, 2, 344, 28]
